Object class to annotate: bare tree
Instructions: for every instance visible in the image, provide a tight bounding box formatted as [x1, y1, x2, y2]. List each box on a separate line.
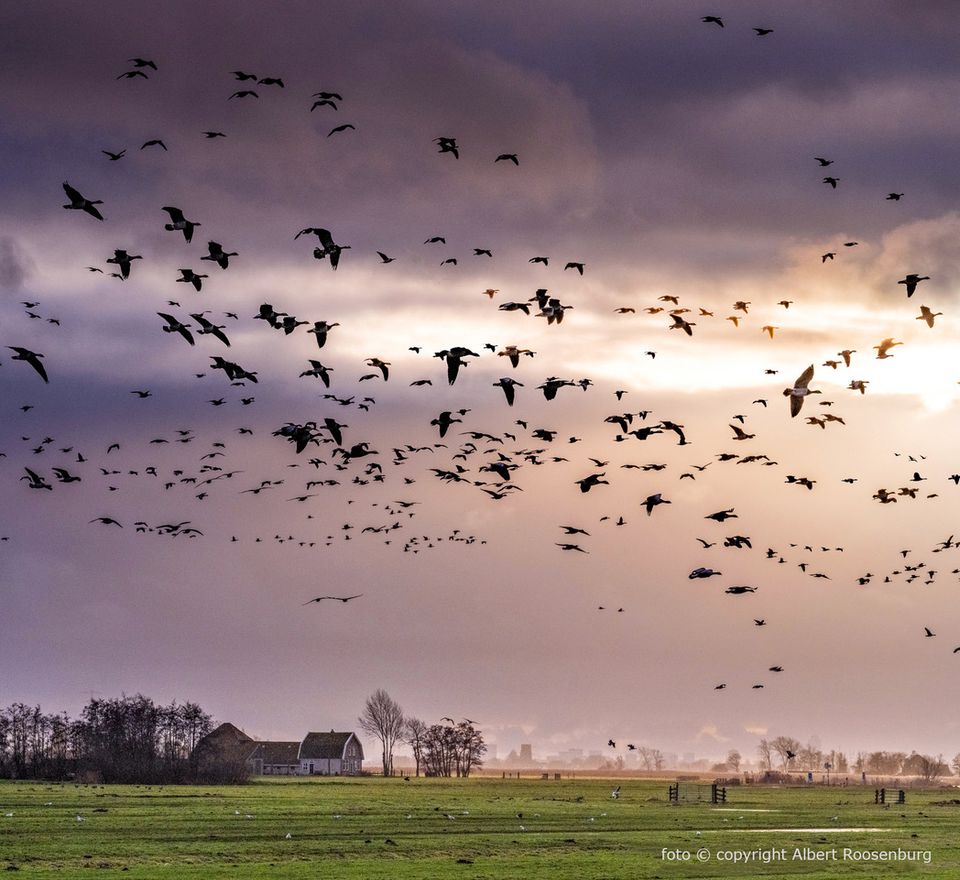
[404, 717, 428, 777]
[358, 689, 405, 777]
[757, 739, 772, 771]
[770, 736, 800, 770]
[905, 752, 947, 784]
[952, 753, 960, 777]
[726, 749, 741, 772]
[652, 748, 664, 771]
[799, 743, 823, 772]
[420, 721, 486, 777]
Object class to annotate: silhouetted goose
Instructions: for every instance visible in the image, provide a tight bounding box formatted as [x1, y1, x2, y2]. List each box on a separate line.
[669, 314, 695, 335]
[430, 411, 461, 438]
[298, 228, 349, 269]
[280, 316, 307, 334]
[176, 268, 208, 291]
[157, 313, 194, 345]
[106, 249, 142, 279]
[643, 493, 670, 515]
[495, 153, 518, 164]
[62, 182, 104, 220]
[162, 206, 201, 241]
[365, 358, 390, 380]
[435, 136, 459, 158]
[492, 377, 522, 406]
[102, 149, 126, 161]
[190, 313, 230, 346]
[434, 347, 479, 385]
[898, 274, 929, 297]
[537, 377, 574, 400]
[299, 360, 333, 386]
[201, 241, 238, 269]
[21, 467, 52, 490]
[308, 321, 339, 349]
[8, 347, 48, 382]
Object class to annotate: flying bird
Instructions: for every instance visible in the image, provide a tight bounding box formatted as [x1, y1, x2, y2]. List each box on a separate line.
[783, 365, 818, 417]
[62, 182, 104, 220]
[7, 345, 49, 383]
[157, 313, 195, 345]
[898, 274, 930, 297]
[435, 136, 459, 158]
[162, 206, 201, 242]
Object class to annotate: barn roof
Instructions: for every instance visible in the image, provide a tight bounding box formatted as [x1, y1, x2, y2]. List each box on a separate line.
[193, 722, 256, 763]
[251, 741, 300, 765]
[299, 731, 358, 760]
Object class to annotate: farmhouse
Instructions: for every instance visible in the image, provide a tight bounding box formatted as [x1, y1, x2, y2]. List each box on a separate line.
[195, 724, 364, 776]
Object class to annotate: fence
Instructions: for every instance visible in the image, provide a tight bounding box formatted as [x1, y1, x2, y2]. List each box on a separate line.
[669, 782, 726, 804]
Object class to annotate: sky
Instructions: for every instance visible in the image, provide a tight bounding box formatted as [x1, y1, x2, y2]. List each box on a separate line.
[2, 0, 960, 765]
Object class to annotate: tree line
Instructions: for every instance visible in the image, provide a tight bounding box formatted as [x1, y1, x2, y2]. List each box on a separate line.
[0, 695, 213, 783]
[755, 737, 952, 782]
[358, 689, 487, 777]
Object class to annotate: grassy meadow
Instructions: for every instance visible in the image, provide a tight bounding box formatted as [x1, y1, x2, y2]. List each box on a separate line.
[1, 776, 957, 878]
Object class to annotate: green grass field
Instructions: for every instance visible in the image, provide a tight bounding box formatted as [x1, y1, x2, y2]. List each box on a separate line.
[0, 777, 956, 878]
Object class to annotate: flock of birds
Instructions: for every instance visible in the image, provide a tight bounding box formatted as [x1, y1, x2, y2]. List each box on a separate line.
[2, 15, 957, 763]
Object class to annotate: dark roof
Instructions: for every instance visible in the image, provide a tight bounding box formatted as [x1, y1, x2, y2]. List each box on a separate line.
[299, 731, 359, 760]
[250, 741, 300, 765]
[193, 722, 256, 764]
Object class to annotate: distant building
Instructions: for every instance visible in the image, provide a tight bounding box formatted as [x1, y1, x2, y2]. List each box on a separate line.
[519, 744, 533, 762]
[297, 731, 363, 776]
[195, 724, 364, 776]
[248, 741, 300, 775]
